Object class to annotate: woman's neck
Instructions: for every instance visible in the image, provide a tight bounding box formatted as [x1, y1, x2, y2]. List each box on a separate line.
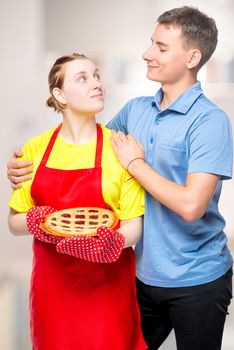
[60, 113, 97, 144]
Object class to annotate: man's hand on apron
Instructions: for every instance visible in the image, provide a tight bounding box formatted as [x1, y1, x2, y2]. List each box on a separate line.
[26, 206, 62, 244]
[56, 226, 125, 263]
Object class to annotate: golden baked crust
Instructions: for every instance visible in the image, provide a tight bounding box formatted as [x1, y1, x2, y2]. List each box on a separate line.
[40, 207, 118, 237]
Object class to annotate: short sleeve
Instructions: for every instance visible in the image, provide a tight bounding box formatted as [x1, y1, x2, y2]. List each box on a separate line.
[118, 172, 144, 221]
[188, 110, 233, 180]
[106, 99, 134, 134]
[8, 140, 36, 212]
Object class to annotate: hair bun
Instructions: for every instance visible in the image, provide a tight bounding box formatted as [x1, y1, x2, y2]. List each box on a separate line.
[46, 96, 56, 109]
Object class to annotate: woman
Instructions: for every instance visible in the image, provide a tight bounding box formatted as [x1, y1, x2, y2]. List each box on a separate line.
[8, 53, 147, 350]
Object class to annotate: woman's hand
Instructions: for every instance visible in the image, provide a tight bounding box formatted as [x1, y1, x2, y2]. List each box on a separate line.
[7, 149, 34, 189]
[56, 226, 125, 263]
[26, 206, 61, 244]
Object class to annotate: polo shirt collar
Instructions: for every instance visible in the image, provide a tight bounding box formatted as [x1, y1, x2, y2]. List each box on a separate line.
[152, 81, 203, 114]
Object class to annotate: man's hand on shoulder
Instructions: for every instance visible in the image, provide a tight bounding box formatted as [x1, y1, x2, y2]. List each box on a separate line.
[7, 149, 34, 189]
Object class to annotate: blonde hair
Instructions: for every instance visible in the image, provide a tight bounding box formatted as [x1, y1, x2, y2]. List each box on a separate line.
[46, 53, 89, 112]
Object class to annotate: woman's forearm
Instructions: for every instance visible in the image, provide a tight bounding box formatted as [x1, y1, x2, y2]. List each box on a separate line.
[118, 216, 143, 248]
[8, 209, 30, 236]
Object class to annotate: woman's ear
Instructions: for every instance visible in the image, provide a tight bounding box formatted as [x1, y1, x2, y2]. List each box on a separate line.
[52, 87, 66, 105]
[187, 49, 202, 70]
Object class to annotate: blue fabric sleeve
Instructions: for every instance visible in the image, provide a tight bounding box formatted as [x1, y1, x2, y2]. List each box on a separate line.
[106, 99, 134, 134]
[188, 110, 233, 180]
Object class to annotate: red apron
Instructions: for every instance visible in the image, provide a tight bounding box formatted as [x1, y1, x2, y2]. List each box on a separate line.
[30, 124, 147, 350]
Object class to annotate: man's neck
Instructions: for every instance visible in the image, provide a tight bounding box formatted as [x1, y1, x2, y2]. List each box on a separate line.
[160, 77, 197, 110]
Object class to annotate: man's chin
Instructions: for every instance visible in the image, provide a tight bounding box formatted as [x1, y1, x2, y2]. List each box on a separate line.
[146, 72, 160, 82]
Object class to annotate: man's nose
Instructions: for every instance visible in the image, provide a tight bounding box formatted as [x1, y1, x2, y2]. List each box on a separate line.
[142, 46, 153, 61]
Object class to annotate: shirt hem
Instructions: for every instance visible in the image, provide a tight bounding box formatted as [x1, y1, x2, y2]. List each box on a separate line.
[136, 263, 233, 288]
[188, 167, 232, 179]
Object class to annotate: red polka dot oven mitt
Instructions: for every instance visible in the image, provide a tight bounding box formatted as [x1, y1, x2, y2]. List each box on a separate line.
[26, 206, 62, 244]
[56, 226, 125, 263]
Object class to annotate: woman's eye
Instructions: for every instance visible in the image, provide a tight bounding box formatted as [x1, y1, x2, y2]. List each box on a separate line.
[94, 74, 101, 81]
[78, 75, 86, 82]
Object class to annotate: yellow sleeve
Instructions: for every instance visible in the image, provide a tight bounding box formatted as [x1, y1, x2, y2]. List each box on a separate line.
[9, 185, 35, 213]
[101, 125, 144, 221]
[118, 172, 144, 221]
[8, 129, 55, 213]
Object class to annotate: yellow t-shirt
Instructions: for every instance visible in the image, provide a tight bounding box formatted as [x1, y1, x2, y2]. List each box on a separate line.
[9, 124, 144, 221]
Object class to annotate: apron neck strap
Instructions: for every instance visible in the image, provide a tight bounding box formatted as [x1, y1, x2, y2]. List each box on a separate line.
[39, 123, 103, 168]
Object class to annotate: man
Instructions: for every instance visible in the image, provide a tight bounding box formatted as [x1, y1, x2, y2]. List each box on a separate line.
[7, 6, 233, 350]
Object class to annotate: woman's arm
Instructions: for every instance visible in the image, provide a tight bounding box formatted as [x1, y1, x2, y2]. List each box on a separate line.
[9, 207, 143, 246]
[56, 217, 143, 263]
[8, 209, 29, 236]
[118, 216, 142, 248]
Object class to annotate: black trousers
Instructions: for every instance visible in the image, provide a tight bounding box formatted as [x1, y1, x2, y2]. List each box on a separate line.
[136, 268, 233, 350]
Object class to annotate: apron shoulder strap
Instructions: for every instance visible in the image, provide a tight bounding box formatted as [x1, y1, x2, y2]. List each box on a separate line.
[39, 124, 62, 167]
[95, 124, 103, 168]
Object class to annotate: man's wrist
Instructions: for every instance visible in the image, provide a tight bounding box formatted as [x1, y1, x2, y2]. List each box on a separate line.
[127, 157, 145, 174]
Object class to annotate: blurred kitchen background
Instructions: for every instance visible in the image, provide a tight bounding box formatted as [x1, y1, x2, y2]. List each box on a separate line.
[1, 0, 234, 349]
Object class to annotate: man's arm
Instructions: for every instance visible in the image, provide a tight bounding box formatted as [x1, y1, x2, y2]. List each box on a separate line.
[110, 131, 220, 222]
[7, 149, 33, 189]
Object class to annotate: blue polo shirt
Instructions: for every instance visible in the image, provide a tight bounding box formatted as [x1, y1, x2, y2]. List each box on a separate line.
[107, 81, 233, 287]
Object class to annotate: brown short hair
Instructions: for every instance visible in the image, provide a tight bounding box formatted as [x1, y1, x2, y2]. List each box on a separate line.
[157, 6, 218, 70]
[46, 53, 88, 112]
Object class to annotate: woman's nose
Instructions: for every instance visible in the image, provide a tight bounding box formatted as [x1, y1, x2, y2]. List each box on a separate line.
[92, 79, 102, 89]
